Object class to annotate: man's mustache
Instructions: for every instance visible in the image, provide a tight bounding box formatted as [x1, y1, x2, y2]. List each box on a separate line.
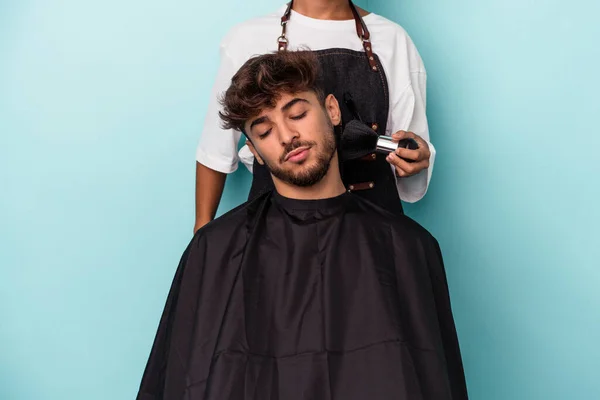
[279, 140, 317, 163]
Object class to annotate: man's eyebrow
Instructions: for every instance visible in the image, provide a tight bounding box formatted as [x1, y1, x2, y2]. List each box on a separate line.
[249, 115, 269, 130]
[281, 98, 309, 112]
[248, 98, 309, 129]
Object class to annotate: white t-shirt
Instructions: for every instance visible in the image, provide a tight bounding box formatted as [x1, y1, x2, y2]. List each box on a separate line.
[196, 5, 436, 203]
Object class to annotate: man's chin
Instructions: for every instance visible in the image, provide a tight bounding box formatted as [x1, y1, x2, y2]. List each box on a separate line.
[272, 164, 330, 187]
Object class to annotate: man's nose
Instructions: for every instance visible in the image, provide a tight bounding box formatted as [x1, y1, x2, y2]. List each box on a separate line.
[279, 121, 299, 145]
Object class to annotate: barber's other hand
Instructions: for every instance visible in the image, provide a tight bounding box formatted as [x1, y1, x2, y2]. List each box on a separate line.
[386, 130, 430, 177]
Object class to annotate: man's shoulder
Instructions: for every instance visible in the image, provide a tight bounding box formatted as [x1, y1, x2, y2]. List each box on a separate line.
[348, 195, 436, 242]
[195, 192, 269, 240]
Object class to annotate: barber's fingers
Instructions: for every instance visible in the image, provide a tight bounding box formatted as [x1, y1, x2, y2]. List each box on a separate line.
[394, 147, 420, 162]
[386, 152, 429, 177]
[391, 130, 415, 142]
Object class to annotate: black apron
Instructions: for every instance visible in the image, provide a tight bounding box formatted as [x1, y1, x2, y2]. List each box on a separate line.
[248, 0, 403, 215]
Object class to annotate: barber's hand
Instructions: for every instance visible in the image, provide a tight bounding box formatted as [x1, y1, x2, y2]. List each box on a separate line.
[385, 130, 431, 177]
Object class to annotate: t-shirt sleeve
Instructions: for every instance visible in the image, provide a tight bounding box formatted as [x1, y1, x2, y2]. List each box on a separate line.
[195, 44, 242, 174]
[387, 43, 435, 203]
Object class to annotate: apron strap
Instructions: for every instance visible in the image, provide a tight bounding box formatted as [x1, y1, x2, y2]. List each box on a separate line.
[277, 0, 378, 72]
[348, 1, 378, 71]
[278, 2, 293, 51]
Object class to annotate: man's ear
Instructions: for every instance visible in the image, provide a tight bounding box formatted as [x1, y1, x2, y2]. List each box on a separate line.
[246, 139, 265, 165]
[324, 94, 342, 126]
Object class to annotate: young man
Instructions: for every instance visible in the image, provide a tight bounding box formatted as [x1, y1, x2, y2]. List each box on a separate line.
[138, 51, 467, 399]
[194, 0, 435, 232]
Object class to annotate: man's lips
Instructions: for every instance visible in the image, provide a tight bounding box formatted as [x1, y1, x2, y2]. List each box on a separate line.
[284, 146, 311, 162]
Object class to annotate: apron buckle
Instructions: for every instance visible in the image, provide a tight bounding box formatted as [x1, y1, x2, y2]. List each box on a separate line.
[359, 153, 377, 161]
[347, 182, 375, 192]
[277, 35, 289, 51]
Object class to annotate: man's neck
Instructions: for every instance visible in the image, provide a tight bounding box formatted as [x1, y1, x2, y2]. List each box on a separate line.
[272, 155, 347, 200]
[291, 0, 355, 20]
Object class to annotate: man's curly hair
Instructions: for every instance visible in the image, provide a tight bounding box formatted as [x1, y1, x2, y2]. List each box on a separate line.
[218, 50, 325, 132]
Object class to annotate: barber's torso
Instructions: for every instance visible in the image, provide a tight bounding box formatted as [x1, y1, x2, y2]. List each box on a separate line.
[197, 4, 428, 211]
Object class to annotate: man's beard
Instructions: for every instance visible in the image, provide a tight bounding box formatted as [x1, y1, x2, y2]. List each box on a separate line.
[264, 119, 336, 187]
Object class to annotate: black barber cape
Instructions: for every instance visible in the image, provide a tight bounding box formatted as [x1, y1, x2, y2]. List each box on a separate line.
[137, 191, 468, 400]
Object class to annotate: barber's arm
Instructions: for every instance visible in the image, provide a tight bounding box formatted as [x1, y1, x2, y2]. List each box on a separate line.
[387, 69, 436, 203]
[194, 44, 241, 232]
[194, 163, 226, 232]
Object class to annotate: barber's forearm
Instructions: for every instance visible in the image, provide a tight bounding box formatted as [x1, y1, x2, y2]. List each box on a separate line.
[394, 140, 435, 203]
[194, 162, 227, 232]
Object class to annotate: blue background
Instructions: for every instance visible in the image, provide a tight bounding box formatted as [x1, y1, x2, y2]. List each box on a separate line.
[1, 0, 598, 399]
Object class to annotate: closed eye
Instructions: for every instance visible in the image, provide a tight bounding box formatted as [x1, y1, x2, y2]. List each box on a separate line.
[258, 128, 272, 139]
[290, 111, 307, 120]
